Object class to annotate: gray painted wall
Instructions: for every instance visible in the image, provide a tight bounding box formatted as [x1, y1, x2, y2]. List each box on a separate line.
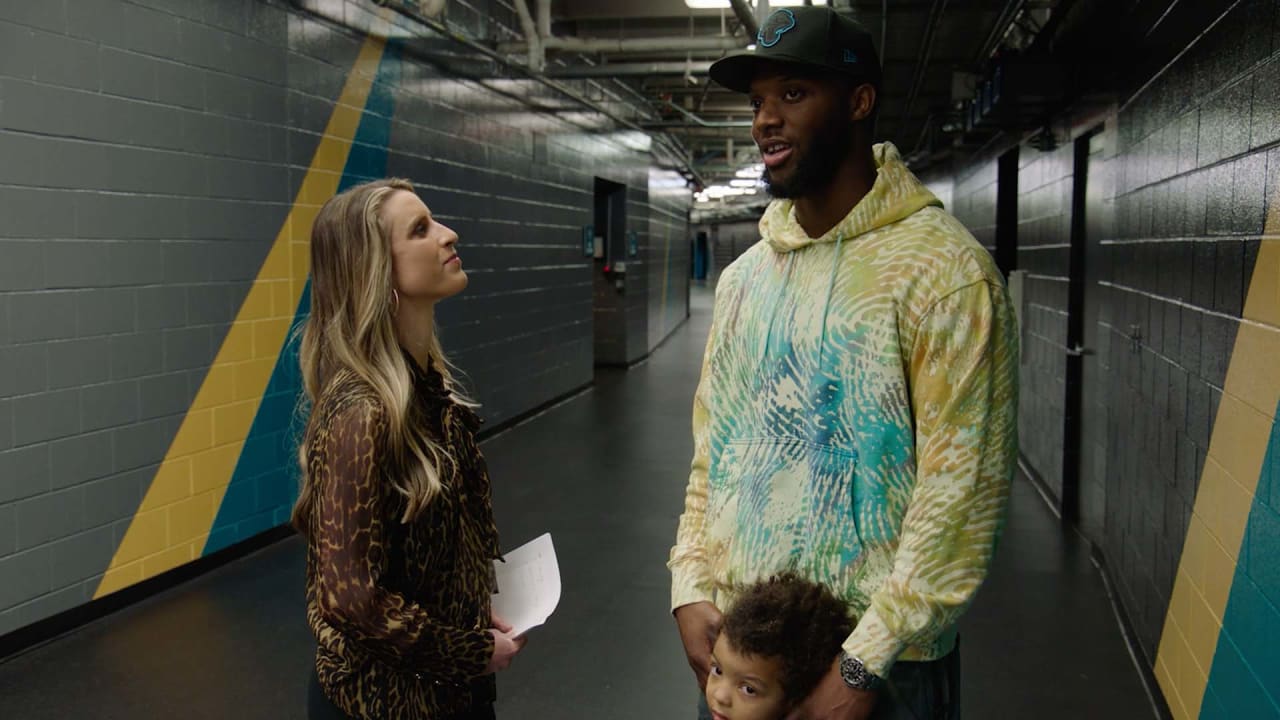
[948, 0, 1277, 681]
[0, 0, 689, 637]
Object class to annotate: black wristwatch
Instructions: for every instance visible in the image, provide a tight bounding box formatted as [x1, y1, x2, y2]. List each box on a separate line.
[838, 651, 885, 691]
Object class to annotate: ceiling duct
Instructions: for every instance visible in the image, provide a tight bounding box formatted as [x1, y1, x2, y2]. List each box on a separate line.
[373, 0, 444, 18]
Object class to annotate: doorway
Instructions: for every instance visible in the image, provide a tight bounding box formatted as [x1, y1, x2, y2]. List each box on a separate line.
[995, 148, 1019, 278]
[1067, 125, 1108, 536]
[592, 178, 628, 366]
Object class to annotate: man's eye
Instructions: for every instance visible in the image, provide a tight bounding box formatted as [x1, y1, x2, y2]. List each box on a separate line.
[415, 222, 427, 235]
[784, 88, 803, 101]
[749, 98, 762, 111]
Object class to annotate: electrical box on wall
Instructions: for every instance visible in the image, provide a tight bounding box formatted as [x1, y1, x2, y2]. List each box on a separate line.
[582, 225, 594, 257]
[628, 230, 639, 257]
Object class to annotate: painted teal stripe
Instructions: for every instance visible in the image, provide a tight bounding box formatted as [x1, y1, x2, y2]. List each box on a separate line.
[1201, 399, 1280, 719]
[203, 42, 403, 554]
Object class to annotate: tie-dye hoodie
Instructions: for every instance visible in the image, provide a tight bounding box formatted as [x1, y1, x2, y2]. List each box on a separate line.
[669, 142, 1018, 678]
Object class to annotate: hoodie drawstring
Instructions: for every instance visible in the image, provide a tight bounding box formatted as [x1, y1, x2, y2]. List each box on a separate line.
[759, 253, 796, 384]
[817, 235, 844, 372]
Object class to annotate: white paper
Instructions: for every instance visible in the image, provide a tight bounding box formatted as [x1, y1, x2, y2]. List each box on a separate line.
[490, 533, 561, 637]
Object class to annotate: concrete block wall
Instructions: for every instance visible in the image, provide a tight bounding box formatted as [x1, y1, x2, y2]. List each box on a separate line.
[648, 170, 693, 350]
[702, 220, 759, 278]
[0, 0, 689, 639]
[948, 1, 1280, 717]
[953, 145, 1078, 507]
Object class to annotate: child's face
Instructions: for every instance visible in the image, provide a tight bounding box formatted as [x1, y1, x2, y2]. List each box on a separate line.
[704, 634, 791, 720]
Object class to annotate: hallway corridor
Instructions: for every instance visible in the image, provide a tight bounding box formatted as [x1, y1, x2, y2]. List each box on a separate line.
[0, 286, 1154, 718]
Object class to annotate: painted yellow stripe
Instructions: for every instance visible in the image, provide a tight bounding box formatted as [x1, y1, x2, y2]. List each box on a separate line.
[93, 36, 388, 599]
[1154, 212, 1280, 714]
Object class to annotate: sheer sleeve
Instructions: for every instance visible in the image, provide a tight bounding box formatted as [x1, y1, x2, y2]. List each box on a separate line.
[311, 397, 494, 679]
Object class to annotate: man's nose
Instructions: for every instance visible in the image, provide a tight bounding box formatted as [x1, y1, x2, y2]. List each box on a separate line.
[753, 98, 781, 137]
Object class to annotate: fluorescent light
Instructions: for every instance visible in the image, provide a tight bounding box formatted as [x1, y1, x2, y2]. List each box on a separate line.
[730, 179, 757, 187]
[735, 167, 761, 178]
[685, 0, 805, 8]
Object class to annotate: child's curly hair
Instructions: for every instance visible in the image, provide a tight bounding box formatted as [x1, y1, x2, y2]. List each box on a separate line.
[720, 573, 854, 702]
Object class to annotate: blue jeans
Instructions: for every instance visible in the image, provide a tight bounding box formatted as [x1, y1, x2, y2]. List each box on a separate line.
[697, 647, 960, 720]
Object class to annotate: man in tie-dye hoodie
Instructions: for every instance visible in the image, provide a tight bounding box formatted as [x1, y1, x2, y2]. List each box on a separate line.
[669, 8, 1018, 720]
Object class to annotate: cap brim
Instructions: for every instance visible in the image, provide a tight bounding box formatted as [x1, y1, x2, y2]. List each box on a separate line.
[709, 52, 875, 93]
[708, 53, 766, 93]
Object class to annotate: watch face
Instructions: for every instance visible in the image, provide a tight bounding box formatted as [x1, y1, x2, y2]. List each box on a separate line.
[839, 653, 881, 690]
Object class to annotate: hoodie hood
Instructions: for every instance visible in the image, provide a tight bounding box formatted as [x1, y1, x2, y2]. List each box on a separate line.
[759, 142, 942, 253]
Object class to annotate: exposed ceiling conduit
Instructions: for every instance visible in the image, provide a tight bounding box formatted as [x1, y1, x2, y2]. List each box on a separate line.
[975, 0, 1027, 63]
[547, 61, 714, 78]
[900, 0, 949, 130]
[728, 0, 760, 40]
[651, 100, 752, 128]
[291, 0, 702, 185]
[500, 35, 744, 54]
[512, 0, 543, 72]
[536, 0, 551, 39]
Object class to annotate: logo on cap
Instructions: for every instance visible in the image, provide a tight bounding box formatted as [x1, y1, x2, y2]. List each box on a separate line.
[843, 49, 859, 64]
[757, 8, 796, 48]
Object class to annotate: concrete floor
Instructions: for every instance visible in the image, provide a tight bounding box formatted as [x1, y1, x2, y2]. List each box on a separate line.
[0, 286, 1156, 719]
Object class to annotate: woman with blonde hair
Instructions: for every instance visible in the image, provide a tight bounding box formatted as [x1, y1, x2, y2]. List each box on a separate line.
[293, 178, 524, 720]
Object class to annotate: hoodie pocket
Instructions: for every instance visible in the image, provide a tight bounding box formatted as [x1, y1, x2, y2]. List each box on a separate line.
[707, 437, 860, 587]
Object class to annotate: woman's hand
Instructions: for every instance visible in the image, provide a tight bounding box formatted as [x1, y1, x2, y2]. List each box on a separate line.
[491, 610, 513, 634]
[484, 628, 526, 674]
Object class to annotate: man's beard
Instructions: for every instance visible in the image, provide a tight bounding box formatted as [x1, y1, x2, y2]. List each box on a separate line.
[763, 108, 855, 199]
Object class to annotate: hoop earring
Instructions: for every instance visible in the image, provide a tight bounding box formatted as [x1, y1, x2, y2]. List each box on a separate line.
[390, 289, 400, 317]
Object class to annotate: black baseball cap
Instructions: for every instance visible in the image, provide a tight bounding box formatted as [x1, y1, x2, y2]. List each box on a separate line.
[709, 6, 882, 93]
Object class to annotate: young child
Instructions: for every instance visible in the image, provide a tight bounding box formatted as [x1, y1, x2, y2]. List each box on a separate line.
[705, 573, 854, 720]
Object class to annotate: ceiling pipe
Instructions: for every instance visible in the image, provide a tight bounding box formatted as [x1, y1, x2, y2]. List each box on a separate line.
[900, 0, 949, 126]
[501, 35, 744, 54]
[547, 61, 714, 78]
[728, 0, 760, 40]
[292, 0, 702, 185]
[642, 128, 754, 139]
[975, 0, 1026, 63]
[881, 0, 887, 64]
[657, 100, 753, 128]
[536, 0, 551, 40]
[512, 0, 543, 72]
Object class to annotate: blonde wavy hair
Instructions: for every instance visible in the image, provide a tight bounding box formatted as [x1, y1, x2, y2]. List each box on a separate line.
[291, 178, 473, 535]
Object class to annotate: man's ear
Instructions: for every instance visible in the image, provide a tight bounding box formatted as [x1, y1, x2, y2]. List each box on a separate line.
[850, 83, 877, 122]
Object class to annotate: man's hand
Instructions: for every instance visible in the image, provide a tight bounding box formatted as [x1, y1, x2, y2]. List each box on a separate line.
[673, 601, 723, 690]
[785, 658, 879, 720]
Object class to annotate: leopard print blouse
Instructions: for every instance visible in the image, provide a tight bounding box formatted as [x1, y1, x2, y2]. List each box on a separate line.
[303, 355, 502, 719]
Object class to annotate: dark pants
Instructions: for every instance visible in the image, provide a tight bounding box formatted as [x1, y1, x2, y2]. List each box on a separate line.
[697, 647, 961, 720]
[307, 671, 497, 720]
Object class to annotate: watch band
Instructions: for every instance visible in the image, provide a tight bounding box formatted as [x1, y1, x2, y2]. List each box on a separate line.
[838, 651, 885, 691]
